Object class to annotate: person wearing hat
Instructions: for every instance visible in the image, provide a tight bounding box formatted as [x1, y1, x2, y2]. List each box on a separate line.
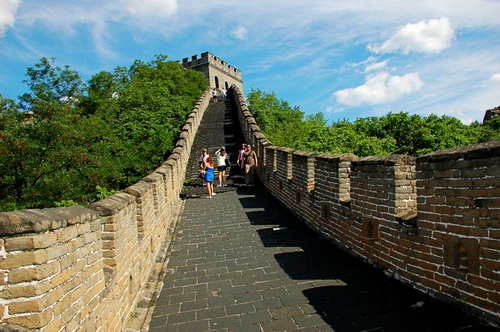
[215, 147, 229, 187]
[199, 148, 209, 186]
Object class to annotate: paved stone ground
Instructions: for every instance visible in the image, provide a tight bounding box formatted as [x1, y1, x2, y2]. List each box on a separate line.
[146, 97, 498, 331]
[149, 184, 498, 332]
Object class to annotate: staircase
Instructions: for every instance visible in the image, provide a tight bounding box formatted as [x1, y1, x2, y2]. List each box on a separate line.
[181, 95, 246, 197]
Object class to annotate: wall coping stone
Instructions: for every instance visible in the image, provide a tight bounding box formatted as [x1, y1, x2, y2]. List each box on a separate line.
[353, 154, 415, 166]
[0, 206, 99, 235]
[88, 192, 135, 216]
[167, 154, 181, 163]
[124, 181, 150, 198]
[141, 173, 163, 184]
[293, 151, 316, 158]
[417, 140, 500, 162]
[275, 146, 295, 153]
[315, 153, 359, 162]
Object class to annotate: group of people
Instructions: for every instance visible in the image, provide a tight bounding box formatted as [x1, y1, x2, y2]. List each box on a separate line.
[198, 143, 258, 198]
[212, 88, 227, 102]
[199, 147, 229, 198]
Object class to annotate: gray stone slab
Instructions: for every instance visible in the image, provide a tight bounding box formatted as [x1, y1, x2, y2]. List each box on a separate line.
[239, 310, 272, 325]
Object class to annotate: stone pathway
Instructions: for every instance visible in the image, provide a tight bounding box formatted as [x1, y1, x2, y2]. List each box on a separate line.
[146, 97, 497, 331]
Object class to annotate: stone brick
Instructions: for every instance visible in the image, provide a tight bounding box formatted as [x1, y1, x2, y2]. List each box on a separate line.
[6, 308, 53, 329]
[57, 226, 79, 243]
[0, 280, 52, 298]
[61, 300, 84, 327]
[9, 287, 63, 314]
[70, 235, 87, 252]
[44, 316, 63, 332]
[8, 260, 60, 283]
[5, 232, 58, 251]
[0, 250, 48, 269]
[45, 242, 70, 261]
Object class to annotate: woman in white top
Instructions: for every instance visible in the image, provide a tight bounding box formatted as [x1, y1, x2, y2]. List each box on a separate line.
[215, 147, 228, 187]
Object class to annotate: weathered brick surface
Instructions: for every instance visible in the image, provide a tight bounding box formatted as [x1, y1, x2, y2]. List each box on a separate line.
[230, 86, 500, 324]
[0, 90, 212, 331]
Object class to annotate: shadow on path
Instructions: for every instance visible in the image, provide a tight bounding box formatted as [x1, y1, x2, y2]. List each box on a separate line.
[241, 185, 497, 332]
[148, 95, 498, 331]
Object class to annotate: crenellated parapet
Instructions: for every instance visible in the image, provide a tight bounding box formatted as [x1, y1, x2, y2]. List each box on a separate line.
[181, 52, 243, 94]
[229, 86, 500, 326]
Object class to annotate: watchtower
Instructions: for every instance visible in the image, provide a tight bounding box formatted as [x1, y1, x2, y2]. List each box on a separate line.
[181, 52, 243, 94]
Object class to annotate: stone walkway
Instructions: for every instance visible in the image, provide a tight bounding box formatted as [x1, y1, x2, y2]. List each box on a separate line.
[146, 98, 497, 331]
[148, 183, 496, 331]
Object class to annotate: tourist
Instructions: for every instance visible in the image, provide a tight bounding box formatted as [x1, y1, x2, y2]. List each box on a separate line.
[203, 157, 215, 198]
[199, 148, 209, 186]
[237, 143, 247, 174]
[243, 144, 258, 186]
[215, 147, 228, 187]
[221, 88, 227, 101]
[212, 88, 218, 102]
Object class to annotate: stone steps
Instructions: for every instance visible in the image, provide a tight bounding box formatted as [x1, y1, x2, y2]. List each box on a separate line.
[182, 97, 246, 197]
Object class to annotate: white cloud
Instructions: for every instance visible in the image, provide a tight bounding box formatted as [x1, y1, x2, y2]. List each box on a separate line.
[0, 0, 21, 37]
[368, 16, 454, 55]
[490, 73, 500, 84]
[120, 0, 178, 18]
[364, 59, 388, 73]
[334, 72, 424, 106]
[230, 25, 248, 40]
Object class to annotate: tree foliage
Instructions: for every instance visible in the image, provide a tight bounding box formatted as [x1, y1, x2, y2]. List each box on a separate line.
[247, 88, 499, 158]
[0, 55, 208, 211]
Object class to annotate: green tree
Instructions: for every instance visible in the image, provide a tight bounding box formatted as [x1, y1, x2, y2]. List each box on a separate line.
[478, 117, 500, 142]
[100, 55, 208, 185]
[0, 55, 208, 211]
[246, 88, 303, 133]
[247, 89, 499, 158]
[0, 58, 98, 209]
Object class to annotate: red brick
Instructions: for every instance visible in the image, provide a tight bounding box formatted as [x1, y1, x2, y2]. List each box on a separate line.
[468, 275, 496, 290]
[435, 273, 456, 287]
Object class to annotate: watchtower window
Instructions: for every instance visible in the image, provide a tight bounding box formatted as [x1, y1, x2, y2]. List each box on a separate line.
[214, 76, 219, 88]
[320, 203, 330, 219]
[366, 221, 374, 239]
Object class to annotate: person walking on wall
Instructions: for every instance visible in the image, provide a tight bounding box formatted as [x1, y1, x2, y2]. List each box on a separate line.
[199, 148, 209, 186]
[237, 143, 247, 175]
[203, 157, 215, 198]
[215, 147, 228, 187]
[220, 88, 227, 101]
[212, 88, 218, 102]
[243, 144, 258, 186]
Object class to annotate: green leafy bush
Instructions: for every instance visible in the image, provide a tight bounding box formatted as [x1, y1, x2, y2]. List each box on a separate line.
[0, 55, 208, 211]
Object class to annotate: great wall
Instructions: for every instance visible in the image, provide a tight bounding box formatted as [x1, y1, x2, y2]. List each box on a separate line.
[0, 53, 499, 330]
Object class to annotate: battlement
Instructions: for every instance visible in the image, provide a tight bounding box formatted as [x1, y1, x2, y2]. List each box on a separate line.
[230, 86, 500, 326]
[181, 52, 243, 92]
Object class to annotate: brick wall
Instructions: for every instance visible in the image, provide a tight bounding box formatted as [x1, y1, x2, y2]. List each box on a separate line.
[0, 89, 212, 331]
[229, 87, 500, 325]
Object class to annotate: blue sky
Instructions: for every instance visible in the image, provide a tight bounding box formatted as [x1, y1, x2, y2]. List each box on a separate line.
[1, 0, 499, 125]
